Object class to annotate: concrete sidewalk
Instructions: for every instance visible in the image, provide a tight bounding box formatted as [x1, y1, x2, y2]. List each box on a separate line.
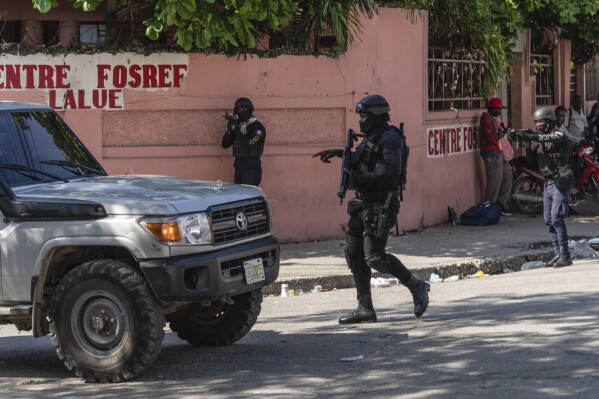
[266, 201, 599, 294]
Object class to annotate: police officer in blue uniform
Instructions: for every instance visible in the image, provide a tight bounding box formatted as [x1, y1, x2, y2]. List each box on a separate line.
[513, 108, 573, 268]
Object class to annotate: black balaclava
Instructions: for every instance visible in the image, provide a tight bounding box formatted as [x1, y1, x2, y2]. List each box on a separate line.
[236, 109, 253, 122]
[359, 113, 388, 136]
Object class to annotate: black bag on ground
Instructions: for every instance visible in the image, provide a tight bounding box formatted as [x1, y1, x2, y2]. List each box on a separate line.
[459, 201, 502, 226]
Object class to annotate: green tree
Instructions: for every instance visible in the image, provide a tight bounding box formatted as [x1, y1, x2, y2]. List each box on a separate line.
[287, 0, 379, 51]
[522, 0, 599, 64]
[32, 0, 379, 51]
[384, 0, 597, 92]
[33, 0, 298, 50]
[30, 0, 599, 92]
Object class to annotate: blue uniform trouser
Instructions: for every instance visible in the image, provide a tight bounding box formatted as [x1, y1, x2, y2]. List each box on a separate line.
[543, 180, 570, 254]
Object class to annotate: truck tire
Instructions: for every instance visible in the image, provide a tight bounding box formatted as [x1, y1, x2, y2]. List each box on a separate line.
[48, 259, 165, 382]
[169, 288, 262, 346]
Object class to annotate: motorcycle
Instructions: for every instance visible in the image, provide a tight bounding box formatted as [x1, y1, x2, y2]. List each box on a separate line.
[510, 140, 599, 214]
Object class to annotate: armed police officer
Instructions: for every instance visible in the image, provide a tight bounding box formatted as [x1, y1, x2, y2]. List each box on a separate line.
[222, 98, 266, 186]
[511, 108, 573, 268]
[313, 95, 430, 324]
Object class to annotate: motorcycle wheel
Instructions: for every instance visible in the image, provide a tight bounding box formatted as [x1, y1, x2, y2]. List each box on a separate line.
[512, 176, 544, 214]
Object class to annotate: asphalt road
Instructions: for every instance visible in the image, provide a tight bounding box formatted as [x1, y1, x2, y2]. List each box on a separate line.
[0, 259, 598, 398]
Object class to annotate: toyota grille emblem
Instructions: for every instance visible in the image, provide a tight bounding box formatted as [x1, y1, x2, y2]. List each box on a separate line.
[235, 211, 248, 231]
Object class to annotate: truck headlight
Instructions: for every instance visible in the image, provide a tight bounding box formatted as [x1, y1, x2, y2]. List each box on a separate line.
[140, 213, 212, 245]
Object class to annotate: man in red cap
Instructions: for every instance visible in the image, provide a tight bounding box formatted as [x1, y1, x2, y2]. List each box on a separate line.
[478, 97, 513, 215]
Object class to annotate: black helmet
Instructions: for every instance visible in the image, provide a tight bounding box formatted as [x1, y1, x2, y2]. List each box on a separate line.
[356, 95, 390, 135]
[355, 95, 390, 116]
[532, 107, 556, 133]
[234, 97, 254, 113]
[234, 97, 254, 122]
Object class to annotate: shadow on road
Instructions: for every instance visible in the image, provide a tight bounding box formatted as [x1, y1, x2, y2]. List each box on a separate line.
[1, 288, 597, 398]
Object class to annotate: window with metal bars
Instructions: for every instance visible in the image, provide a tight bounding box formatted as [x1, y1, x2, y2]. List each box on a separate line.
[585, 56, 599, 101]
[80, 23, 106, 45]
[530, 53, 555, 106]
[428, 47, 486, 111]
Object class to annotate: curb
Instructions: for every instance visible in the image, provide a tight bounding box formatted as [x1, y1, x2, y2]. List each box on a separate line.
[263, 248, 557, 296]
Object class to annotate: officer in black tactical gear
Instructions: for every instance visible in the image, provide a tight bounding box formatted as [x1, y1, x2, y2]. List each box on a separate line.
[313, 95, 430, 324]
[511, 107, 573, 268]
[222, 98, 266, 186]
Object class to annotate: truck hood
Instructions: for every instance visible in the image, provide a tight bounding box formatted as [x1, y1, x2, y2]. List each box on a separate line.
[13, 175, 266, 215]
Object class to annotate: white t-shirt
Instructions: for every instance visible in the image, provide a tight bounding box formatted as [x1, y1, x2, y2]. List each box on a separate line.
[566, 108, 588, 139]
[557, 123, 581, 144]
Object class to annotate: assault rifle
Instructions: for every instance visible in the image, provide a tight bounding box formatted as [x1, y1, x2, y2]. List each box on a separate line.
[509, 128, 533, 149]
[337, 129, 358, 205]
[222, 113, 235, 122]
[222, 113, 237, 133]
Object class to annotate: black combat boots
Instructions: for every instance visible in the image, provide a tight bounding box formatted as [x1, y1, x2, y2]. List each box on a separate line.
[339, 294, 377, 324]
[544, 254, 560, 267]
[553, 253, 573, 268]
[406, 276, 430, 318]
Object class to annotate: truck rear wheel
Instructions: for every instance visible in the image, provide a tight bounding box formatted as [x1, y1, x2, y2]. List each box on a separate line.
[49, 259, 165, 382]
[169, 289, 262, 346]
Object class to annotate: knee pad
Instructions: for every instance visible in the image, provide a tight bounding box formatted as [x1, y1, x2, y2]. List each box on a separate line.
[365, 253, 391, 274]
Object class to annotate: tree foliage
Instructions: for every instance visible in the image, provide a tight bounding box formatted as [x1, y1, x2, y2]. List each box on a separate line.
[384, 0, 597, 92]
[522, 0, 599, 64]
[31, 0, 598, 92]
[287, 0, 379, 51]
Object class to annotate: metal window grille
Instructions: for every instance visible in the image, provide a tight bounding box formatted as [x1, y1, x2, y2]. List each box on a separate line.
[530, 53, 554, 105]
[80, 23, 106, 45]
[570, 67, 578, 101]
[585, 55, 599, 101]
[428, 47, 486, 111]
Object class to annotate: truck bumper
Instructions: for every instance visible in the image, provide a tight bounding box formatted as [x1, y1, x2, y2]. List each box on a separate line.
[139, 237, 279, 302]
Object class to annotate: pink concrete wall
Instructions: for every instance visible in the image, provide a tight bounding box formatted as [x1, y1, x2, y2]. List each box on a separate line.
[2, 8, 574, 242]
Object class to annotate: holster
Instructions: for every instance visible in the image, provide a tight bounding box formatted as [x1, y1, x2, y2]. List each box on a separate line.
[374, 192, 393, 239]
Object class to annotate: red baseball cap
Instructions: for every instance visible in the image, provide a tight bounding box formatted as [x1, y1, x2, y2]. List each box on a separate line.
[488, 97, 506, 109]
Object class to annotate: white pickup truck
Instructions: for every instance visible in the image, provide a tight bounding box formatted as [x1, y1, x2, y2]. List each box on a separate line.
[0, 101, 279, 382]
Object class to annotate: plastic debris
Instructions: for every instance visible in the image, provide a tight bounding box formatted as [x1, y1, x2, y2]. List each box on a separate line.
[340, 355, 364, 362]
[588, 238, 599, 245]
[572, 243, 599, 259]
[444, 275, 459, 282]
[503, 268, 514, 273]
[370, 277, 391, 287]
[475, 270, 485, 278]
[521, 261, 544, 271]
[281, 284, 289, 297]
[429, 273, 443, 283]
[296, 289, 304, 296]
[310, 285, 322, 294]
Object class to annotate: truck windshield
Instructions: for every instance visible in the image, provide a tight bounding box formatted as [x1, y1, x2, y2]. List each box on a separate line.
[0, 110, 106, 187]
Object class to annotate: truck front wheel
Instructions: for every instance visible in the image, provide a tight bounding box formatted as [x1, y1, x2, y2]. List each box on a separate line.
[169, 288, 262, 346]
[49, 259, 165, 382]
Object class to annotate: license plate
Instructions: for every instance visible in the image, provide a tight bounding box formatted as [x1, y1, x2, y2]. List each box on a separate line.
[244, 258, 265, 284]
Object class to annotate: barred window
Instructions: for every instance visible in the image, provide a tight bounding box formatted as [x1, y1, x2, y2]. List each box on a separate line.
[585, 55, 599, 101]
[428, 47, 486, 111]
[80, 23, 106, 45]
[530, 53, 554, 105]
